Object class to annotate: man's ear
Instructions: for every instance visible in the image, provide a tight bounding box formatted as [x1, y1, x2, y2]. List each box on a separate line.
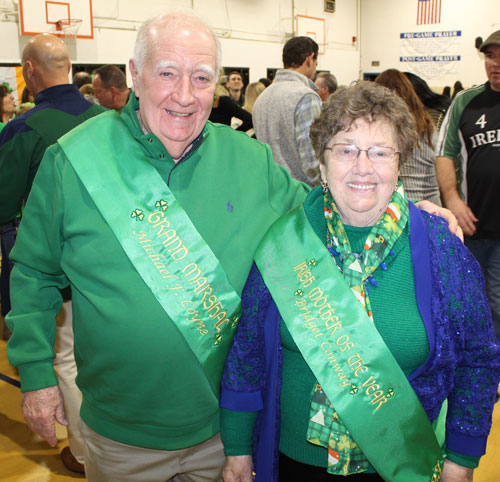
[306, 52, 316, 68]
[23, 60, 34, 81]
[129, 58, 140, 97]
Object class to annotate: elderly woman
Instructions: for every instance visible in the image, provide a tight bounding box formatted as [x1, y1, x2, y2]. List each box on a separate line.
[220, 81, 499, 482]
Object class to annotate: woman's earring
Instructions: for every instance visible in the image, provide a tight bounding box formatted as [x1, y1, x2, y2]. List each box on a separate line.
[322, 179, 329, 194]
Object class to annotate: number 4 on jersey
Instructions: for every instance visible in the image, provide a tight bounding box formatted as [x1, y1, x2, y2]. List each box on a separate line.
[475, 114, 487, 129]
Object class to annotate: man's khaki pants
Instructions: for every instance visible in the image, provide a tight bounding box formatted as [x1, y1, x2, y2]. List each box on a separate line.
[54, 300, 84, 463]
[80, 421, 225, 482]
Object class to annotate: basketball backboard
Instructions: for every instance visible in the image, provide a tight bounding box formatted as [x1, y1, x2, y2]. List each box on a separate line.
[19, 0, 93, 39]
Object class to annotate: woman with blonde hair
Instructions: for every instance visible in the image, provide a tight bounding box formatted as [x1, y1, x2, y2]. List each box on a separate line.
[243, 81, 265, 114]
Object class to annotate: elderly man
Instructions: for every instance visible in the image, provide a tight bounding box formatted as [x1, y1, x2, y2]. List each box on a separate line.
[7, 10, 460, 482]
[0, 34, 104, 472]
[436, 29, 500, 342]
[6, 11, 308, 481]
[315, 71, 338, 102]
[92, 64, 130, 110]
[253, 36, 322, 187]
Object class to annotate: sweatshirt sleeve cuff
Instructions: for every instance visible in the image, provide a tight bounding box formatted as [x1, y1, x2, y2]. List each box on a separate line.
[221, 408, 257, 456]
[446, 449, 480, 469]
[18, 360, 58, 392]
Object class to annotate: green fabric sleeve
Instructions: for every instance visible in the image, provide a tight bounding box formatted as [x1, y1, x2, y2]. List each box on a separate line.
[6, 144, 69, 392]
[445, 449, 480, 469]
[220, 408, 257, 456]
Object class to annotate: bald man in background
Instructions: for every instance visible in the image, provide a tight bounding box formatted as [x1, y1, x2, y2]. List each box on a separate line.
[0, 33, 105, 473]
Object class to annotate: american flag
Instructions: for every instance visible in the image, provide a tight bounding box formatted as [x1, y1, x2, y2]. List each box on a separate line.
[417, 0, 441, 25]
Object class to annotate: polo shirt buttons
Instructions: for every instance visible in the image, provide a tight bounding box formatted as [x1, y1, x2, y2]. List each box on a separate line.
[160, 154, 165, 159]
[148, 138, 153, 143]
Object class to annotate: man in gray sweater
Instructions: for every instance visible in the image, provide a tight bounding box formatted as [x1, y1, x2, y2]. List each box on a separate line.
[253, 36, 322, 186]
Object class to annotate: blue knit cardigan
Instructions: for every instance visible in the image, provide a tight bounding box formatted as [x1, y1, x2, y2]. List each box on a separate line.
[220, 192, 500, 482]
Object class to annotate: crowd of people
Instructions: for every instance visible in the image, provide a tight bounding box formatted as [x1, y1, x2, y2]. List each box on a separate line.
[0, 7, 499, 482]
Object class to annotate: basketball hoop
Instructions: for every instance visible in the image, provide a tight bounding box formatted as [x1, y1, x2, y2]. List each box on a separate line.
[53, 18, 82, 38]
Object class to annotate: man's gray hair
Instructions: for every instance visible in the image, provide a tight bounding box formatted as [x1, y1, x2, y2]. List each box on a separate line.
[316, 72, 338, 94]
[133, 9, 221, 79]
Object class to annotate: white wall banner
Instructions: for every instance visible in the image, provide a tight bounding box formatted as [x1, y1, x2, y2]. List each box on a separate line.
[399, 30, 461, 82]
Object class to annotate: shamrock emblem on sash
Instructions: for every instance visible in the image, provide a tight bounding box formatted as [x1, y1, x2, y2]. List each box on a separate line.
[214, 333, 223, 346]
[131, 209, 144, 221]
[155, 200, 168, 211]
[349, 384, 358, 395]
[295, 289, 304, 297]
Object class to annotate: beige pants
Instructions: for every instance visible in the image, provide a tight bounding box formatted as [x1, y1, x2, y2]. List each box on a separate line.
[80, 421, 225, 482]
[54, 300, 84, 463]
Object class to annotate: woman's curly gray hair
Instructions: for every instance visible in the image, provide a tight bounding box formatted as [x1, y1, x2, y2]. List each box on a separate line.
[310, 80, 419, 167]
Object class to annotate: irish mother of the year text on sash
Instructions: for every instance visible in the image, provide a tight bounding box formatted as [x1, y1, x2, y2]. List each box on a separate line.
[255, 205, 443, 482]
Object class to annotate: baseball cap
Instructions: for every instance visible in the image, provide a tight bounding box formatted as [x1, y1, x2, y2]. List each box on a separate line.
[480, 30, 500, 52]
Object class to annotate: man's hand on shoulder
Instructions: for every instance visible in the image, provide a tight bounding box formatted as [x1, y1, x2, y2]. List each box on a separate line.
[21, 385, 67, 446]
[442, 196, 478, 237]
[415, 200, 464, 241]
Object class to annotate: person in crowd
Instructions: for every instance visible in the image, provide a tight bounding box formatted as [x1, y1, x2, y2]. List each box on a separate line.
[21, 85, 34, 104]
[220, 81, 499, 482]
[226, 70, 245, 107]
[6, 11, 457, 482]
[242, 81, 265, 114]
[92, 64, 130, 110]
[404, 72, 450, 129]
[436, 29, 500, 342]
[442, 85, 451, 98]
[315, 71, 338, 102]
[72, 70, 92, 89]
[0, 85, 16, 130]
[209, 80, 253, 132]
[451, 80, 464, 99]
[16, 101, 35, 116]
[0, 33, 105, 474]
[376, 69, 441, 205]
[79, 83, 99, 104]
[253, 36, 322, 186]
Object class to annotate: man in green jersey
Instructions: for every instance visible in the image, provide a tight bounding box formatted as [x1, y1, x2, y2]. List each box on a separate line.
[436, 30, 500, 342]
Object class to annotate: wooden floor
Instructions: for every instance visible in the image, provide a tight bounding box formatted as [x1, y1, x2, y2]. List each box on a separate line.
[1, 337, 499, 481]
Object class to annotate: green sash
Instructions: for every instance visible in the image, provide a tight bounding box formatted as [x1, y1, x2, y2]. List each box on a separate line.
[255, 205, 443, 482]
[59, 113, 241, 396]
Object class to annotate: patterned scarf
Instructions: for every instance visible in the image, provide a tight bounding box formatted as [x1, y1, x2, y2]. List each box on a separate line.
[306, 181, 409, 475]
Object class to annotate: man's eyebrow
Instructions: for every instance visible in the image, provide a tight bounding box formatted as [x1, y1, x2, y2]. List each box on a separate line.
[195, 64, 215, 77]
[155, 61, 177, 71]
[154, 61, 215, 78]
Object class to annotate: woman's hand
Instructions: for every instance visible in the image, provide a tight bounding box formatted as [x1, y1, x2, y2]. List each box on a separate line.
[222, 455, 254, 482]
[441, 459, 474, 482]
[415, 200, 464, 242]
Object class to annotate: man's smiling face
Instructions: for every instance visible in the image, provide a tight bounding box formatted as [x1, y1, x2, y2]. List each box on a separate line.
[130, 20, 217, 160]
